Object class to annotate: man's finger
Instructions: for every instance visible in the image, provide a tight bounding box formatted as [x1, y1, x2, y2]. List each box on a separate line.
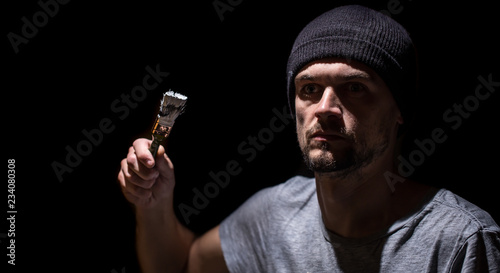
[154, 145, 175, 179]
[133, 138, 155, 168]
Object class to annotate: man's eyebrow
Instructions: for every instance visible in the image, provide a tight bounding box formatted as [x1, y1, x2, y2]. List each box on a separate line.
[295, 71, 372, 83]
[295, 74, 316, 82]
[340, 71, 372, 81]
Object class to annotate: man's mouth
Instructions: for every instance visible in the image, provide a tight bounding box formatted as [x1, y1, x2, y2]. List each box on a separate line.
[310, 131, 346, 142]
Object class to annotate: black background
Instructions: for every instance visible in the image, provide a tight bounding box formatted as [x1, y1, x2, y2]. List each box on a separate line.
[4, 0, 499, 272]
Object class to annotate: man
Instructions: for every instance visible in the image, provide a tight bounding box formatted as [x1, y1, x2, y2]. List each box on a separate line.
[118, 5, 500, 272]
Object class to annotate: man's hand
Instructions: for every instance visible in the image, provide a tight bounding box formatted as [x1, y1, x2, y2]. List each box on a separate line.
[117, 138, 228, 273]
[118, 138, 175, 209]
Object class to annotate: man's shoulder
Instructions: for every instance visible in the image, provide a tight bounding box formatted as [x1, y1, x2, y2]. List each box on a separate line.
[429, 189, 500, 232]
[243, 175, 317, 217]
[225, 175, 316, 219]
[272, 175, 317, 203]
[407, 189, 500, 271]
[414, 188, 500, 244]
[280, 175, 316, 192]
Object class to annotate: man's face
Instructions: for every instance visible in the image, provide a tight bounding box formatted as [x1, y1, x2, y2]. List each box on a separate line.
[295, 58, 402, 178]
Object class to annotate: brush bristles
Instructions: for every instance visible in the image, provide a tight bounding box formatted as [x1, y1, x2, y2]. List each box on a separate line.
[157, 90, 188, 126]
[164, 90, 187, 100]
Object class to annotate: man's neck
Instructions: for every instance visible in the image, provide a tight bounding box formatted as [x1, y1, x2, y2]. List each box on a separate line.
[315, 163, 431, 239]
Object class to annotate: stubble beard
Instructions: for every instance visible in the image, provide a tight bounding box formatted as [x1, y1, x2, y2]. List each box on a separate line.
[300, 128, 390, 179]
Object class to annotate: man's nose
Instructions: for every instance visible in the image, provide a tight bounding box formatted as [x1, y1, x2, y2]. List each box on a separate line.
[314, 87, 342, 120]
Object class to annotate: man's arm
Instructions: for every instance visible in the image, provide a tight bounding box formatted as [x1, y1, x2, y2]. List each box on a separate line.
[118, 138, 229, 273]
[185, 225, 229, 273]
[450, 229, 500, 273]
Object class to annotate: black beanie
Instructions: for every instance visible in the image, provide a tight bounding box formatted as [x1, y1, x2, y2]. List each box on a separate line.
[287, 5, 417, 130]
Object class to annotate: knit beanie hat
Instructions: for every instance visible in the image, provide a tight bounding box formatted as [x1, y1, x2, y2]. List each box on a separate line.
[287, 5, 417, 131]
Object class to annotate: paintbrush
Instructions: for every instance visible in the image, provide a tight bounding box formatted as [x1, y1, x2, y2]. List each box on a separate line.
[149, 90, 188, 158]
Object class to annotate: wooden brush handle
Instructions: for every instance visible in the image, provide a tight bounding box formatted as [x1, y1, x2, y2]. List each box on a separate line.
[149, 125, 172, 158]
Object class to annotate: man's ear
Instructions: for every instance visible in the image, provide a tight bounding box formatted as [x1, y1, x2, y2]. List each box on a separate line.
[395, 107, 407, 138]
[395, 106, 404, 125]
[397, 115, 404, 125]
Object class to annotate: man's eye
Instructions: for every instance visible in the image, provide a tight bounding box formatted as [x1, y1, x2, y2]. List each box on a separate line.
[303, 84, 319, 94]
[349, 83, 364, 92]
[346, 83, 366, 97]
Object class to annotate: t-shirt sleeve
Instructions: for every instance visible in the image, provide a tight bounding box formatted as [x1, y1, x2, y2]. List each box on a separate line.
[219, 184, 282, 273]
[450, 229, 500, 273]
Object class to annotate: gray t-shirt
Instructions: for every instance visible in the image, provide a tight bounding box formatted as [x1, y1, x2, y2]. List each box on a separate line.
[219, 176, 500, 272]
